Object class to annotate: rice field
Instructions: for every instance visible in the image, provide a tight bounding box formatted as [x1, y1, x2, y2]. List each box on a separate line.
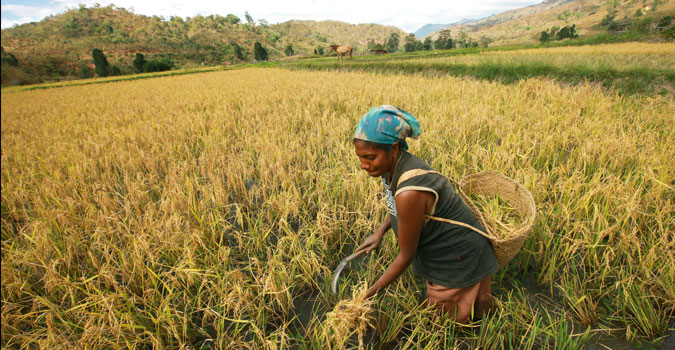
[434, 43, 675, 71]
[285, 42, 675, 96]
[1, 62, 674, 349]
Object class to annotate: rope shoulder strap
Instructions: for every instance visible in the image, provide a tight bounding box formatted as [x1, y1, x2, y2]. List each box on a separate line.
[397, 169, 492, 240]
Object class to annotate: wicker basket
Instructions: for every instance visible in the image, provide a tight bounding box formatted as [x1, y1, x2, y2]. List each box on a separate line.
[456, 171, 536, 267]
[398, 170, 536, 267]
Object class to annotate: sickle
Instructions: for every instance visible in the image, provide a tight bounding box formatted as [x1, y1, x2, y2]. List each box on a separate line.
[331, 249, 368, 295]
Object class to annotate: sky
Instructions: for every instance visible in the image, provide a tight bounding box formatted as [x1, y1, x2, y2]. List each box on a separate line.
[1, 0, 543, 33]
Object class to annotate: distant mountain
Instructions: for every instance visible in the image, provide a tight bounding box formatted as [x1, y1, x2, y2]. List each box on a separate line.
[425, 0, 675, 46]
[414, 24, 450, 39]
[414, 18, 483, 39]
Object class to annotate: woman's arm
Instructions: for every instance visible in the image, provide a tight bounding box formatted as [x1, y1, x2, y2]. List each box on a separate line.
[355, 214, 391, 254]
[365, 190, 434, 298]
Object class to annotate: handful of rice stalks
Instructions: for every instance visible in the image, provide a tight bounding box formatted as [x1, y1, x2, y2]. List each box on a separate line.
[470, 193, 523, 240]
[321, 283, 374, 350]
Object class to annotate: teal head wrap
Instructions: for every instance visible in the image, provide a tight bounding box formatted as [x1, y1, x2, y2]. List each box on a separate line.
[353, 105, 421, 151]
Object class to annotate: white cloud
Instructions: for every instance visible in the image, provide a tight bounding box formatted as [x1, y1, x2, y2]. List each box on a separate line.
[1, 0, 543, 32]
[1, 4, 61, 25]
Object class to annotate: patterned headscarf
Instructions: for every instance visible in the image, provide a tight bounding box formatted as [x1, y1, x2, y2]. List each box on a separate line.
[353, 105, 421, 151]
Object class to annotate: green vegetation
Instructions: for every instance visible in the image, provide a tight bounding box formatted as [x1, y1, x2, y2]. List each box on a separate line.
[0, 4, 406, 86]
[92, 48, 111, 77]
[539, 25, 579, 43]
[254, 41, 268, 61]
[387, 32, 400, 53]
[285, 44, 295, 56]
[434, 29, 453, 50]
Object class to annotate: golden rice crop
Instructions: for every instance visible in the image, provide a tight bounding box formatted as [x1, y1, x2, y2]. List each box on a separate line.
[1, 64, 673, 348]
[469, 193, 523, 239]
[405, 42, 675, 71]
[318, 283, 374, 349]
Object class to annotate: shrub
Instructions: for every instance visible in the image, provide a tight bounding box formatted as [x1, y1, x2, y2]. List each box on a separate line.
[133, 53, 146, 73]
[1, 47, 19, 66]
[539, 31, 550, 43]
[92, 48, 110, 77]
[143, 59, 175, 73]
[232, 43, 244, 60]
[1, 66, 36, 86]
[77, 62, 93, 79]
[254, 42, 268, 61]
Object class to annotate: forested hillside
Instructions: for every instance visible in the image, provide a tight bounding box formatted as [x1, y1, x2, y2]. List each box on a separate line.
[425, 0, 674, 46]
[0, 4, 406, 85]
[272, 20, 405, 55]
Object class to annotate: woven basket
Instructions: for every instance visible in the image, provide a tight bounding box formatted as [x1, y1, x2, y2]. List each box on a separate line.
[456, 171, 536, 267]
[397, 170, 536, 267]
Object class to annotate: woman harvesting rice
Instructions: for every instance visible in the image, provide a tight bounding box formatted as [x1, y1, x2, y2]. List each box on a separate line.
[353, 105, 498, 323]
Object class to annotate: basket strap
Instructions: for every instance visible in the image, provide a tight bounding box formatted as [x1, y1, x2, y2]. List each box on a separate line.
[398, 169, 443, 187]
[398, 169, 491, 240]
[424, 215, 491, 240]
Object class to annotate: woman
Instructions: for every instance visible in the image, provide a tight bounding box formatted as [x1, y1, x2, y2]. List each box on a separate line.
[353, 105, 498, 323]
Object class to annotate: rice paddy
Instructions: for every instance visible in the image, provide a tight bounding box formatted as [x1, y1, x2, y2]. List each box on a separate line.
[2, 42, 674, 349]
[284, 42, 675, 97]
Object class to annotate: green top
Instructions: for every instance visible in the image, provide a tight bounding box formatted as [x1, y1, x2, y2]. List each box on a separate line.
[382, 151, 498, 288]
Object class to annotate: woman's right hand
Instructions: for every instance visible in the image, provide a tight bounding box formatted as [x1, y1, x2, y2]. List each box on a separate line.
[355, 231, 384, 254]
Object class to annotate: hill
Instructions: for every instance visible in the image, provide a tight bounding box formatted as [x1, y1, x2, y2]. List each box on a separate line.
[425, 0, 675, 45]
[272, 20, 406, 54]
[0, 4, 406, 85]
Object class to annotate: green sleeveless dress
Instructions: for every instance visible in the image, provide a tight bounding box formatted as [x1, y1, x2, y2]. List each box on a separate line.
[382, 151, 498, 288]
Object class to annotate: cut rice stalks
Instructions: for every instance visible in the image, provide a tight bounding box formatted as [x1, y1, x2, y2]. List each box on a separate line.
[320, 283, 374, 350]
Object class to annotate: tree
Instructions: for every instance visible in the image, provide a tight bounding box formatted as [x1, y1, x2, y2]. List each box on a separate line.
[479, 36, 493, 48]
[456, 31, 469, 48]
[231, 42, 244, 60]
[539, 31, 550, 43]
[316, 46, 324, 55]
[110, 65, 121, 76]
[133, 53, 146, 73]
[435, 29, 453, 50]
[92, 48, 110, 77]
[421, 37, 433, 50]
[404, 33, 419, 52]
[386, 32, 400, 53]
[253, 41, 268, 61]
[601, 13, 617, 27]
[285, 44, 294, 56]
[556, 26, 571, 40]
[245, 11, 254, 25]
[225, 14, 240, 24]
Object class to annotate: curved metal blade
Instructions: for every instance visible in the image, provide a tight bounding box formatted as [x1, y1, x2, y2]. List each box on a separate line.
[331, 249, 367, 295]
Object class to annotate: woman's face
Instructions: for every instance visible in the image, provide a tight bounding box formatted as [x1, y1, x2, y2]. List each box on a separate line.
[354, 140, 398, 177]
